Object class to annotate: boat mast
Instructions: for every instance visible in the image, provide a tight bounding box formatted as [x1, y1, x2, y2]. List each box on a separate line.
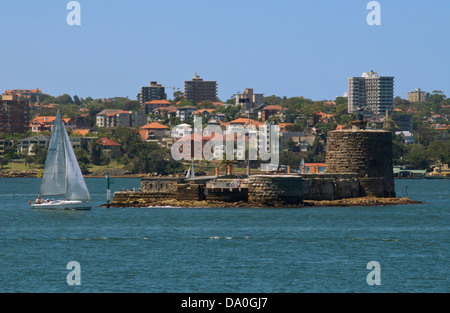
[106, 171, 111, 208]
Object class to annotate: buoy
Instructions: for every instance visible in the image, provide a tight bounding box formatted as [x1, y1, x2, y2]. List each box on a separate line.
[29, 201, 31, 205]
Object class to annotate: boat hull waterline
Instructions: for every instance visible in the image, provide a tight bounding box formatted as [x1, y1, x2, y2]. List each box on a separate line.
[31, 200, 92, 210]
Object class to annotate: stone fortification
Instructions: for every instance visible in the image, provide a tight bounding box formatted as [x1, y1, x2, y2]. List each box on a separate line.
[247, 175, 303, 205]
[325, 129, 396, 197]
[110, 128, 400, 207]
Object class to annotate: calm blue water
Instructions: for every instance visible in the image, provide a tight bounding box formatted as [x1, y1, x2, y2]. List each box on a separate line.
[0, 178, 448, 293]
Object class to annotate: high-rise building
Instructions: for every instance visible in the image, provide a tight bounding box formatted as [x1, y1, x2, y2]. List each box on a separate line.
[139, 81, 167, 113]
[235, 88, 264, 119]
[0, 93, 30, 134]
[348, 71, 394, 119]
[407, 88, 430, 103]
[184, 73, 217, 103]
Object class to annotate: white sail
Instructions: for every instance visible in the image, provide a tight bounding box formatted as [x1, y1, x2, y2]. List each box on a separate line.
[39, 110, 67, 196]
[63, 121, 91, 201]
[39, 110, 91, 201]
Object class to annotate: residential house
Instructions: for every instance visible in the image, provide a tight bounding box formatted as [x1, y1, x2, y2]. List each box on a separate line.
[0, 139, 14, 156]
[96, 109, 146, 128]
[29, 116, 75, 133]
[261, 105, 283, 121]
[144, 100, 171, 114]
[395, 131, 414, 144]
[17, 135, 50, 155]
[154, 106, 177, 119]
[299, 135, 316, 152]
[176, 106, 197, 121]
[72, 129, 90, 137]
[140, 122, 170, 141]
[193, 109, 215, 120]
[171, 123, 193, 139]
[17, 134, 87, 155]
[234, 88, 264, 119]
[98, 138, 120, 159]
[280, 131, 305, 152]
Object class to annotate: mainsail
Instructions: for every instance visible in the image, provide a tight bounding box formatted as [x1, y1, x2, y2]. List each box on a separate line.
[39, 110, 91, 201]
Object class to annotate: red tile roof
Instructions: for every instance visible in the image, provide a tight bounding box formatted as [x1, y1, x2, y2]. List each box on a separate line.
[228, 118, 263, 126]
[141, 122, 169, 130]
[145, 100, 171, 105]
[99, 138, 120, 146]
[154, 106, 177, 113]
[304, 163, 326, 167]
[73, 129, 90, 136]
[262, 105, 283, 111]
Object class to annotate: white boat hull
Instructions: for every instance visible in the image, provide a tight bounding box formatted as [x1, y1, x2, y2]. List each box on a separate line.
[30, 200, 92, 210]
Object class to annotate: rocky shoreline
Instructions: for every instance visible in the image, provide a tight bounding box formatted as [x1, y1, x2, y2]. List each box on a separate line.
[105, 196, 423, 209]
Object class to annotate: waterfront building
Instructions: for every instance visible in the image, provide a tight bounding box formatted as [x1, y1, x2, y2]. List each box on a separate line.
[348, 70, 394, 119]
[98, 137, 121, 159]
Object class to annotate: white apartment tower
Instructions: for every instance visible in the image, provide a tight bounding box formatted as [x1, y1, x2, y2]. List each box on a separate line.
[348, 71, 394, 119]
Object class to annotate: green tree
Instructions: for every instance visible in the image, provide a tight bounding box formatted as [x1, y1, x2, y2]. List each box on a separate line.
[35, 148, 48, 167]
[74, 148, 90, 165]
[280, 151, 301, 168]
[0, 157, 8, 170]
[89, 141, 102, 166]
[335, 96, 348, 106]
[172, 91, 185, 103]
[123, 100, 141, 111]
[56, 94, 74, 105]
[25, 155, 35, 168]
[426, 140, 450, 163]
[404, 144, 430, 169]
[73, 95, 81, 105]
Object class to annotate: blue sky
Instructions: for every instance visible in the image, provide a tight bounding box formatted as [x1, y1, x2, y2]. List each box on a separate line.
[1, 0, 449, 101]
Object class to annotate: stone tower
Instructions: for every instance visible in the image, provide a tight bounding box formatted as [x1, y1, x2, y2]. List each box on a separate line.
[325, 129, 395, 198]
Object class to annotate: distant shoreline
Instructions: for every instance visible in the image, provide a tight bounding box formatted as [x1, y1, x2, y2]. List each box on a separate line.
[0, 171, 432, 180]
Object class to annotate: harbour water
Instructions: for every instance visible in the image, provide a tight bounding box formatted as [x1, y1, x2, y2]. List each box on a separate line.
[0, 178, 448, 293]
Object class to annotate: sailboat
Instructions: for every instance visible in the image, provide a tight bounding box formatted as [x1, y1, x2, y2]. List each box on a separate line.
[186, 160, 195, 178]
[30, 110, 92, 210]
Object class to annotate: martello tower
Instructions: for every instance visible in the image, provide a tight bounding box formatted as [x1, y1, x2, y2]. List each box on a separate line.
[325, 113, 396, 198]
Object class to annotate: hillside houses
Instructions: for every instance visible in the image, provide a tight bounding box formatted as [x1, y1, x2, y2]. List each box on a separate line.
[30, 116, 75, 133]
[96, 109, 146, 128]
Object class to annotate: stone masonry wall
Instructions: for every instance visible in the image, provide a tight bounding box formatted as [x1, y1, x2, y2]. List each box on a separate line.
[325, 130, 395, 197]
[248, 175, 302, 205]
